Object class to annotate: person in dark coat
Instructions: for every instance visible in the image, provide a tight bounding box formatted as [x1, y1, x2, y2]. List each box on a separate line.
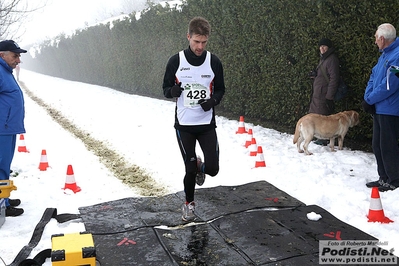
[308, 38, 340, 145]
[309, 38, 340, 115]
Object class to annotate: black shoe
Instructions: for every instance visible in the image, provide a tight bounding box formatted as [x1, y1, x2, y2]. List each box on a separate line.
[195, 156, 206, 186]
[9, 199, 21, 207]
[378, 183, 397, 192]
[366, 179, 385, 188]
[6, 206, 24, 217]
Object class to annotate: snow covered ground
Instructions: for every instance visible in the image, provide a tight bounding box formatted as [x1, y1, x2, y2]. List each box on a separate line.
[0, 69, 398, 265]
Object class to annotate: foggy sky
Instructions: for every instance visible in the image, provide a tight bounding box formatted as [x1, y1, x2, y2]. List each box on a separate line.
[18, 0, 156, 46]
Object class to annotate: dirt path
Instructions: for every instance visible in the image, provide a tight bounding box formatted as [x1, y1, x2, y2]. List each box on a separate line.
[20, 82, 167, 197]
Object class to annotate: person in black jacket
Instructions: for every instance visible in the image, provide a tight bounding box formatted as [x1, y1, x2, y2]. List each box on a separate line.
[162, 17, 225, 221]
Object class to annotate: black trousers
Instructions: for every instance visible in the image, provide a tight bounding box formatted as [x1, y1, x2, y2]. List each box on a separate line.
[372, 114, 399, 185]
[176, 128, 219, 203]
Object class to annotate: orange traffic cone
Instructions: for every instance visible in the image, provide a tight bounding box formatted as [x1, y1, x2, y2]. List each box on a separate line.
[244, 129, 253, 148]
[249, 137, 258, 156]
[367, 187, 393, 223]
[236, 116, 247, 134]
[17, 134, 29, 153]
[255, 146, 266, 168]
[38, 149, 49, 171]
[63, 165, 81, 193]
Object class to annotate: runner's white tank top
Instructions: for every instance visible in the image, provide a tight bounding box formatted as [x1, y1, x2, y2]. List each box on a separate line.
[175, 51, 215, 125]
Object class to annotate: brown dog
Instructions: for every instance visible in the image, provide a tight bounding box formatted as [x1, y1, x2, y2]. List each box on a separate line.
[293, 111, 359, 155]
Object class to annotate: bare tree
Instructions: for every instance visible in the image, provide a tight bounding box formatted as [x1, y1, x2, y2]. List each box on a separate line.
[0, 0, 46, 41]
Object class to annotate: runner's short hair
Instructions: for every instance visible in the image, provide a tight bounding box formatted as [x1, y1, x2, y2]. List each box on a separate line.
[188, 17, 210, 37]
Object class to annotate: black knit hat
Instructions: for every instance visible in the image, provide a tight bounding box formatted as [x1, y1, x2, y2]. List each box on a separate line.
[319, 38, 332, 48]
[0, 40, 27, 53]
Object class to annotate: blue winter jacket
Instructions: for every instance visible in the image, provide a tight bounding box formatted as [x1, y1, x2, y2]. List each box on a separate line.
[364, 37, 399, 116]
[0, 58, 25, 135]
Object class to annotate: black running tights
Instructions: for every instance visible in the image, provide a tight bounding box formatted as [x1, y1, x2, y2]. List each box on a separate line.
[175, 129, 219, 203]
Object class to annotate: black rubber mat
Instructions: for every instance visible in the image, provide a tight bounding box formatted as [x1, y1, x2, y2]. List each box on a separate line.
[78, 181, 304, 233]
[78, 181, 386, 265]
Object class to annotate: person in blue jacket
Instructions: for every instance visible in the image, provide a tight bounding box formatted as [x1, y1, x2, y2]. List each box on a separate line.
[0, 40, 27, 216]
[363, 23, 399, 192]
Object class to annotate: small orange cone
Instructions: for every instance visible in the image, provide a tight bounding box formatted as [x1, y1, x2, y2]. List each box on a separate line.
[17, 134, 29, 153]
[249, 137, 258, 156]
[236, 116, 247, 134]
[38, 149, 49, 171]
[367, 187, 393, 223]
[255, 146, 266, 168]
[244, 129, 253, 148]
[63, 165, 81, 193]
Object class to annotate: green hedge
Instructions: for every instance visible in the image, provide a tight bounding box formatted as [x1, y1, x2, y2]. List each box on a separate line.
[22, 0, 399, 143]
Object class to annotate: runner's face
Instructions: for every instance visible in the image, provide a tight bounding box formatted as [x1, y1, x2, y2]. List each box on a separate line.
[187, 34, 208, 56]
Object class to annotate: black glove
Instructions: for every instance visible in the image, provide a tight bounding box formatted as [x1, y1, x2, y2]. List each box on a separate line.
[362, 100, 376, 114]
[170, 82, 183, 97]
[326, 99, 334, 113]
[308, 69, 317, 79]
[198, 98, 217, 111]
